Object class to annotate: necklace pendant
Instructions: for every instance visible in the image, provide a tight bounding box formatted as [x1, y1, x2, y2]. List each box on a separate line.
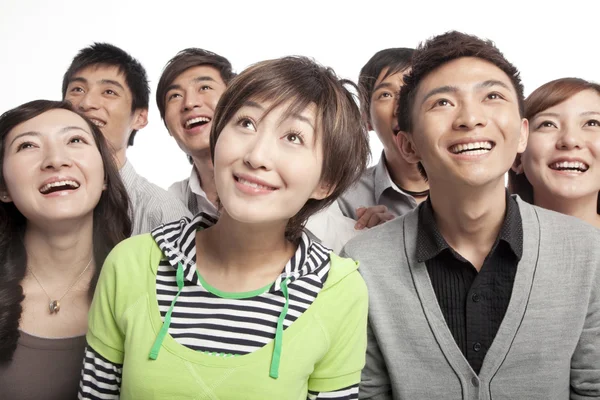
[49, 300, 60, 314]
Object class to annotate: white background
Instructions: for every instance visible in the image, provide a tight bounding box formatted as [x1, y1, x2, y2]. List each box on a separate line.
[1, 0, 599, 189]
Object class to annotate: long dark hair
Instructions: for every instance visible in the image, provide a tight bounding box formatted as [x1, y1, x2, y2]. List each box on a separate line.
[0, 100, 131, 361]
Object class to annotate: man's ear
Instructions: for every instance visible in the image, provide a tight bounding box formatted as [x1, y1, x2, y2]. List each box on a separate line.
[511, 153, 524, 175]
[517, 118, 529, 154]
[394, 131, 421, 164]
[132, 108, 149, 131]
[362, 111, 373, 132]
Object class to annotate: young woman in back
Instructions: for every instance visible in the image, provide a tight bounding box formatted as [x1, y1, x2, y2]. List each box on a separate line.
[509, 78, 600, 228]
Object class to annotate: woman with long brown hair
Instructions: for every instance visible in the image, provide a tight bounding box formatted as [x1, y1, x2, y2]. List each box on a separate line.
[509, 78, 600, 228]
[0, 100, 131, 399]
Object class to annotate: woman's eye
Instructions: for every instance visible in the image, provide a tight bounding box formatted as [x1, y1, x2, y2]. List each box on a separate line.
[285, 132, 304, 144]
[238, 117, 256, 131]
[537, 121, 557, 129]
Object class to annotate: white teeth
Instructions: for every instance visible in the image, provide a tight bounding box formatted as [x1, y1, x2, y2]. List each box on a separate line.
[450, 141, 494, 154]
[90, 119, 105, 127]
[185, 116, 211, 128]
[237, 177, 274, 190]
[550, 161, 589, 172]
[40, 180, 80, 194]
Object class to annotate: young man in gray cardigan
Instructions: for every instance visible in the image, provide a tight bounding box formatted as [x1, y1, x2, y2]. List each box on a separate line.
[342, 31, 600, 400]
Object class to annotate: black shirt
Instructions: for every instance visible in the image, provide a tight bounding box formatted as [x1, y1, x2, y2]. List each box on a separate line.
[416, 193, 523, 374]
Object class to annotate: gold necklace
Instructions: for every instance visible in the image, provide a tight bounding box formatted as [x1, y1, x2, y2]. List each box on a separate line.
[28, 257, 93, 314]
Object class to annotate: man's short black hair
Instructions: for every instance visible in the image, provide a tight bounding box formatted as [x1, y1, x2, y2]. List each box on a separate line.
[62, 42, 150, 146]
[358, 48, 414, 124]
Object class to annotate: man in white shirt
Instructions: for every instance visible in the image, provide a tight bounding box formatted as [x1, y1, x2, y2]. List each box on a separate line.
[157, 49, 358, 251]
[63, 43, 191, 235]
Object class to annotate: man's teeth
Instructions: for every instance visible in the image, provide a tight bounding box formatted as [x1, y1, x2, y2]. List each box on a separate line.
[40, 180, 80, 193]
[185, 116, 211, 128]
[90, 119, 105, 127]
[238, 178, 274, 190]
[450, 141, 493, 154]
[550, 161, 589, 172]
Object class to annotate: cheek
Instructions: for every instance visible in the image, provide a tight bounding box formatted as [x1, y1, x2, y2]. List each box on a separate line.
[523, 135, 553, 164]
[164, 108, 179, 132]
[2, 157, 25, 191]
[212, 133, 235, 167]
[589, 137, 600, 159]
[82, 152, 106, 190]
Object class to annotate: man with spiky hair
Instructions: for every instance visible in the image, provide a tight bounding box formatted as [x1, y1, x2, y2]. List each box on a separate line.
[63, 43, 190, 235]
[342, 31, 600, 399]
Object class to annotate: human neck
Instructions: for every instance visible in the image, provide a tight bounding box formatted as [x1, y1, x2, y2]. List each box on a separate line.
[534, 190, 600, 229]
[383, 150, 429, 196]
[428, 179, 508, 270]
[192, 153, 218, 207]
[198, 212, 293, 278]
[114, 150, 127, 169]
[24, 218, 95, 282]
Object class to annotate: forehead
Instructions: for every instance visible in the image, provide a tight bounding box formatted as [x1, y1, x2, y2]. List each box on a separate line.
[173, 65, 225, 86]
[10, 109, 88, 134]
[243, 98, 317, 124]
[541, 89, 600, 115]
[72, 65, 130, 89]
[416, 57, 516, 98]
[5, 109, 91, 146]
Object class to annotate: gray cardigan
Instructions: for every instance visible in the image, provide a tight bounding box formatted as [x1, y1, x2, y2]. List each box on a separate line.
[342, 197, 600, 400]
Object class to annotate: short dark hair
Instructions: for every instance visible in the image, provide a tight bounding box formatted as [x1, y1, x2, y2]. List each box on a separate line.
[398, 31, 524, 134]
[508, 77, 600, 214]
[156, 48, 235, 121]
[358, 48, 414, 124]
[209, 56, 370, 241]
[0, 100, 131, 361]
[61, 43, 150, 146]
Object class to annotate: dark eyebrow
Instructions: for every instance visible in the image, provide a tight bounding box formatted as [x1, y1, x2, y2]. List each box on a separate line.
[243, 101, 315, 130]
[10, 126, 91, 146]
[533, 112, 560, 119]
[10, 131, 40, 146]
[421, 85, 458, 104]
[421, 80, 513, 105]
[67, 77, 87, 86]
[476, 79, 512, 91]
[193, 76, 217, 84]
[372, 81, 395, 93]
[68, 77, 126, 92]
[581, 111, 600, 117]
[165, 76, 218, 94]
[59, 125, 92, 136]
[99, 79, 126, 91]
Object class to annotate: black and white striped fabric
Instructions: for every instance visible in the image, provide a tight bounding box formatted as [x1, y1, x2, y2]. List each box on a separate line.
[79, 214, 358, 399]
[153, 214, 331, 355]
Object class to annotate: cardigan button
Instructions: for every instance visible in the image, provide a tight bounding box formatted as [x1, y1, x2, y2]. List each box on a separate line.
[471, 376, 479, 387]
[471, 293, 480, 302]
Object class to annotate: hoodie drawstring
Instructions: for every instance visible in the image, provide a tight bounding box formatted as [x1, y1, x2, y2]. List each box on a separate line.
[269, 278, 290, 379]
[149, 262, 184, 360]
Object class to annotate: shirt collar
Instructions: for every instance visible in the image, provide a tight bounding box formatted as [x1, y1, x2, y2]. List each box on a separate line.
[416, 192, 523, 263]
[151, 213, 331, 291]
[119, 159, 137, 187]
[373, 153, 417, 203]
[189, 166, 209, 199]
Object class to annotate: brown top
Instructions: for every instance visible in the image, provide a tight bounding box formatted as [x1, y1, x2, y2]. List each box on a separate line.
[0, 330, 86, 400]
